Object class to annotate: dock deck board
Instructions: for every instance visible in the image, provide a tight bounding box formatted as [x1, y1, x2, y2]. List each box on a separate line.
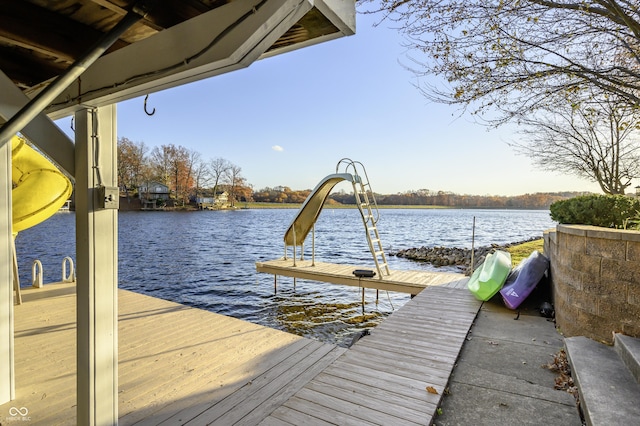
[262, 286, 481, 425]
[255, 259, 469, 293]
[2, 274, 480, 425]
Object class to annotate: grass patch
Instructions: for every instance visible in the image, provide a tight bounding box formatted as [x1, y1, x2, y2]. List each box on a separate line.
[506, 239, 544, 266]
[241, 202, 301, 209]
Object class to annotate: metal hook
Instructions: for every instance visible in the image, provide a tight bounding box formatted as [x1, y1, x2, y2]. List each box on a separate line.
[144, 94, 155, 116]
[70, 117, 75, 131]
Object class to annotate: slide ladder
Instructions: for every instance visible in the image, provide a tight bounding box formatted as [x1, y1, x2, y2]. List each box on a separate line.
[337, 159, 390, 278]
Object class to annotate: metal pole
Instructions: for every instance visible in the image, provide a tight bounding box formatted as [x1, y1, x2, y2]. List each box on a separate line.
[292, 227, 297, 267]
[470, 216, 476, 274]
[0, 4, 149, 146]
[312, 224, 315, 266]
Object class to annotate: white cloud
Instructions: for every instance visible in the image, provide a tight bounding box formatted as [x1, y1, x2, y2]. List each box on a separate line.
[271, 145, 284, 152]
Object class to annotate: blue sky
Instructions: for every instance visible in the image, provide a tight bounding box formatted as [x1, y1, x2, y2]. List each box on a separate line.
[58, 10, 603, 197]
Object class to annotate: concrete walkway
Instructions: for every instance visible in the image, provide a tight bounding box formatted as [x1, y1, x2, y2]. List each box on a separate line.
[434, 290, 583, 425]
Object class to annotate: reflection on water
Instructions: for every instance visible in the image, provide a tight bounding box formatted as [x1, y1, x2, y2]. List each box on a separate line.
[14, 208, 554, 346]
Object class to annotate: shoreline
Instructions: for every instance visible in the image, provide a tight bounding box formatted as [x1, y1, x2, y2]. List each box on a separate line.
[390, 237, 544, 275]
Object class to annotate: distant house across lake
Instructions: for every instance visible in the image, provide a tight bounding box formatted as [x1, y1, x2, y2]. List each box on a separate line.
[139, 181, 170, 210]
[197, 191, 230, 209]
[139, 182, 170, 201]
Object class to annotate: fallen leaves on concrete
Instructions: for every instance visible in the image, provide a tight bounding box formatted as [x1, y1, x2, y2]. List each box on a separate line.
[543, 348, 578, 398]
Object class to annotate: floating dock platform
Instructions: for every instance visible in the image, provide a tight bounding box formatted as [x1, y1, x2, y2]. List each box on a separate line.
[256, 258, 469, 294]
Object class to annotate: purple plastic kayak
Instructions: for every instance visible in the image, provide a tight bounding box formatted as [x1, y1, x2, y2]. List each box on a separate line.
[500, 250, 549, 310]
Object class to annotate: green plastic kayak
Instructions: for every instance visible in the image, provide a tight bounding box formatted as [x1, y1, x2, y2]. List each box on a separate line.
[467, 250, 512, 301]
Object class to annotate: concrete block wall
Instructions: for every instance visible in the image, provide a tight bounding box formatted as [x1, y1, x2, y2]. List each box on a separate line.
[544, 225, 640, 344]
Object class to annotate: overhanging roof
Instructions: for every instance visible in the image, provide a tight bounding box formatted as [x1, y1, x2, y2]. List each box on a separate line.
[0, 0, 355, 175]
[1, 0, 355, 119]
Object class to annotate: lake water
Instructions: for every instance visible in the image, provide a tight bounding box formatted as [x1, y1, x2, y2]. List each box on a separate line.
[14, 208, 555, 346]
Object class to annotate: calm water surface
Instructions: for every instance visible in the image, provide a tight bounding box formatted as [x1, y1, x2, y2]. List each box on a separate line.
[14, 208, 555, 346]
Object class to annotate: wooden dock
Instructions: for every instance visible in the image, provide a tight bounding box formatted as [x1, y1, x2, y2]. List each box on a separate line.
[256, 258, 469, 294]
[2, 278, 480, 425]
[262, 285, 481, 425]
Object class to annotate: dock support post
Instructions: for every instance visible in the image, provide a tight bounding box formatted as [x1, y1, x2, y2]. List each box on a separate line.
[362, 287, 365, 314]
[292, 227, 297, 267]
[274, 275, 277, 293]
[0, 138, 15, 404]
[311, 224, 315, 266]
[75, 105, 119, 425]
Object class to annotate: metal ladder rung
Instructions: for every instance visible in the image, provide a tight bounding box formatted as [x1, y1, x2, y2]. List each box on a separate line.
[340, 158, 388, 277]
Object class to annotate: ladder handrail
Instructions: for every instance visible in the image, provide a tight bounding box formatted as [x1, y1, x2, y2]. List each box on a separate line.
[336, 158, 390, 278]
[335, 158, 381, 224]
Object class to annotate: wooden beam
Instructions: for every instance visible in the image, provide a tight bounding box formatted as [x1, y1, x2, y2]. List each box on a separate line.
[0, 1, 129, 63]
[0, 46, 66, 89]
[0, 70, 75, 177]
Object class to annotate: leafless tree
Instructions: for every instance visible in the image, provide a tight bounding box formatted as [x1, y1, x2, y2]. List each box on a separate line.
[208, 157, 231, 198]
[365, 1, 640, 121]
[511, 92, 640, 194]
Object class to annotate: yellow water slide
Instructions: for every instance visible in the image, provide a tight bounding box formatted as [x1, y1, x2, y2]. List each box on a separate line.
[11, 135, 73, 233]
[284, 173, 355, 246]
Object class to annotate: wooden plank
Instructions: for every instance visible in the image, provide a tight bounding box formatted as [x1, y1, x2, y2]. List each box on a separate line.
[303, 379, 428, 425]
[353, 338, 462, 370]
[133, 339, 317, 425]
[235, 349, 348, 425]
[272, 396, 379, 426]
[364, 329, 466, 357]
[324, 359, 444, 405]
[341, 345, 453, 380]
[261, 406, 334, 426]
[119, 333, 303, 423]
[204, 346, 347, 426]
[294, 387, 423, 425]
[186, 341, 338, 425]
[258, 415, 299, 426]
[312, 371, 431, 415]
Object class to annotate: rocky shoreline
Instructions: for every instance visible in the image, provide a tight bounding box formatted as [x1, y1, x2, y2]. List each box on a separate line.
[389, 237, 541, 275]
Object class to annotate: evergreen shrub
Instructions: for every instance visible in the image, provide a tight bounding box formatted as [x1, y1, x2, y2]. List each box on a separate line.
[550, 194, 640, 229]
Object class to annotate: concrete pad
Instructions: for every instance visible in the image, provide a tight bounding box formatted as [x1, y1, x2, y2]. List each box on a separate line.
[453, 338, 566, 390]
[435, 295, 583, 425]
[434, 382, 582, 426]
[469, 306, 563, 347]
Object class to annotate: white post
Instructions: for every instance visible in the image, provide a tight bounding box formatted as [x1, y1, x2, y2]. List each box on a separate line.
[0, 138, 15, 403]
[75, 105, 118, 425]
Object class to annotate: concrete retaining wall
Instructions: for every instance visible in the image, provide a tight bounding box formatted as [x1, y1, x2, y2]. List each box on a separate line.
[544, 225, 640, 344]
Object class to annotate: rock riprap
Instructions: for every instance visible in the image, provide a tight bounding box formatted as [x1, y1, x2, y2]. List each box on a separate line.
[390, 238, 539, 275]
